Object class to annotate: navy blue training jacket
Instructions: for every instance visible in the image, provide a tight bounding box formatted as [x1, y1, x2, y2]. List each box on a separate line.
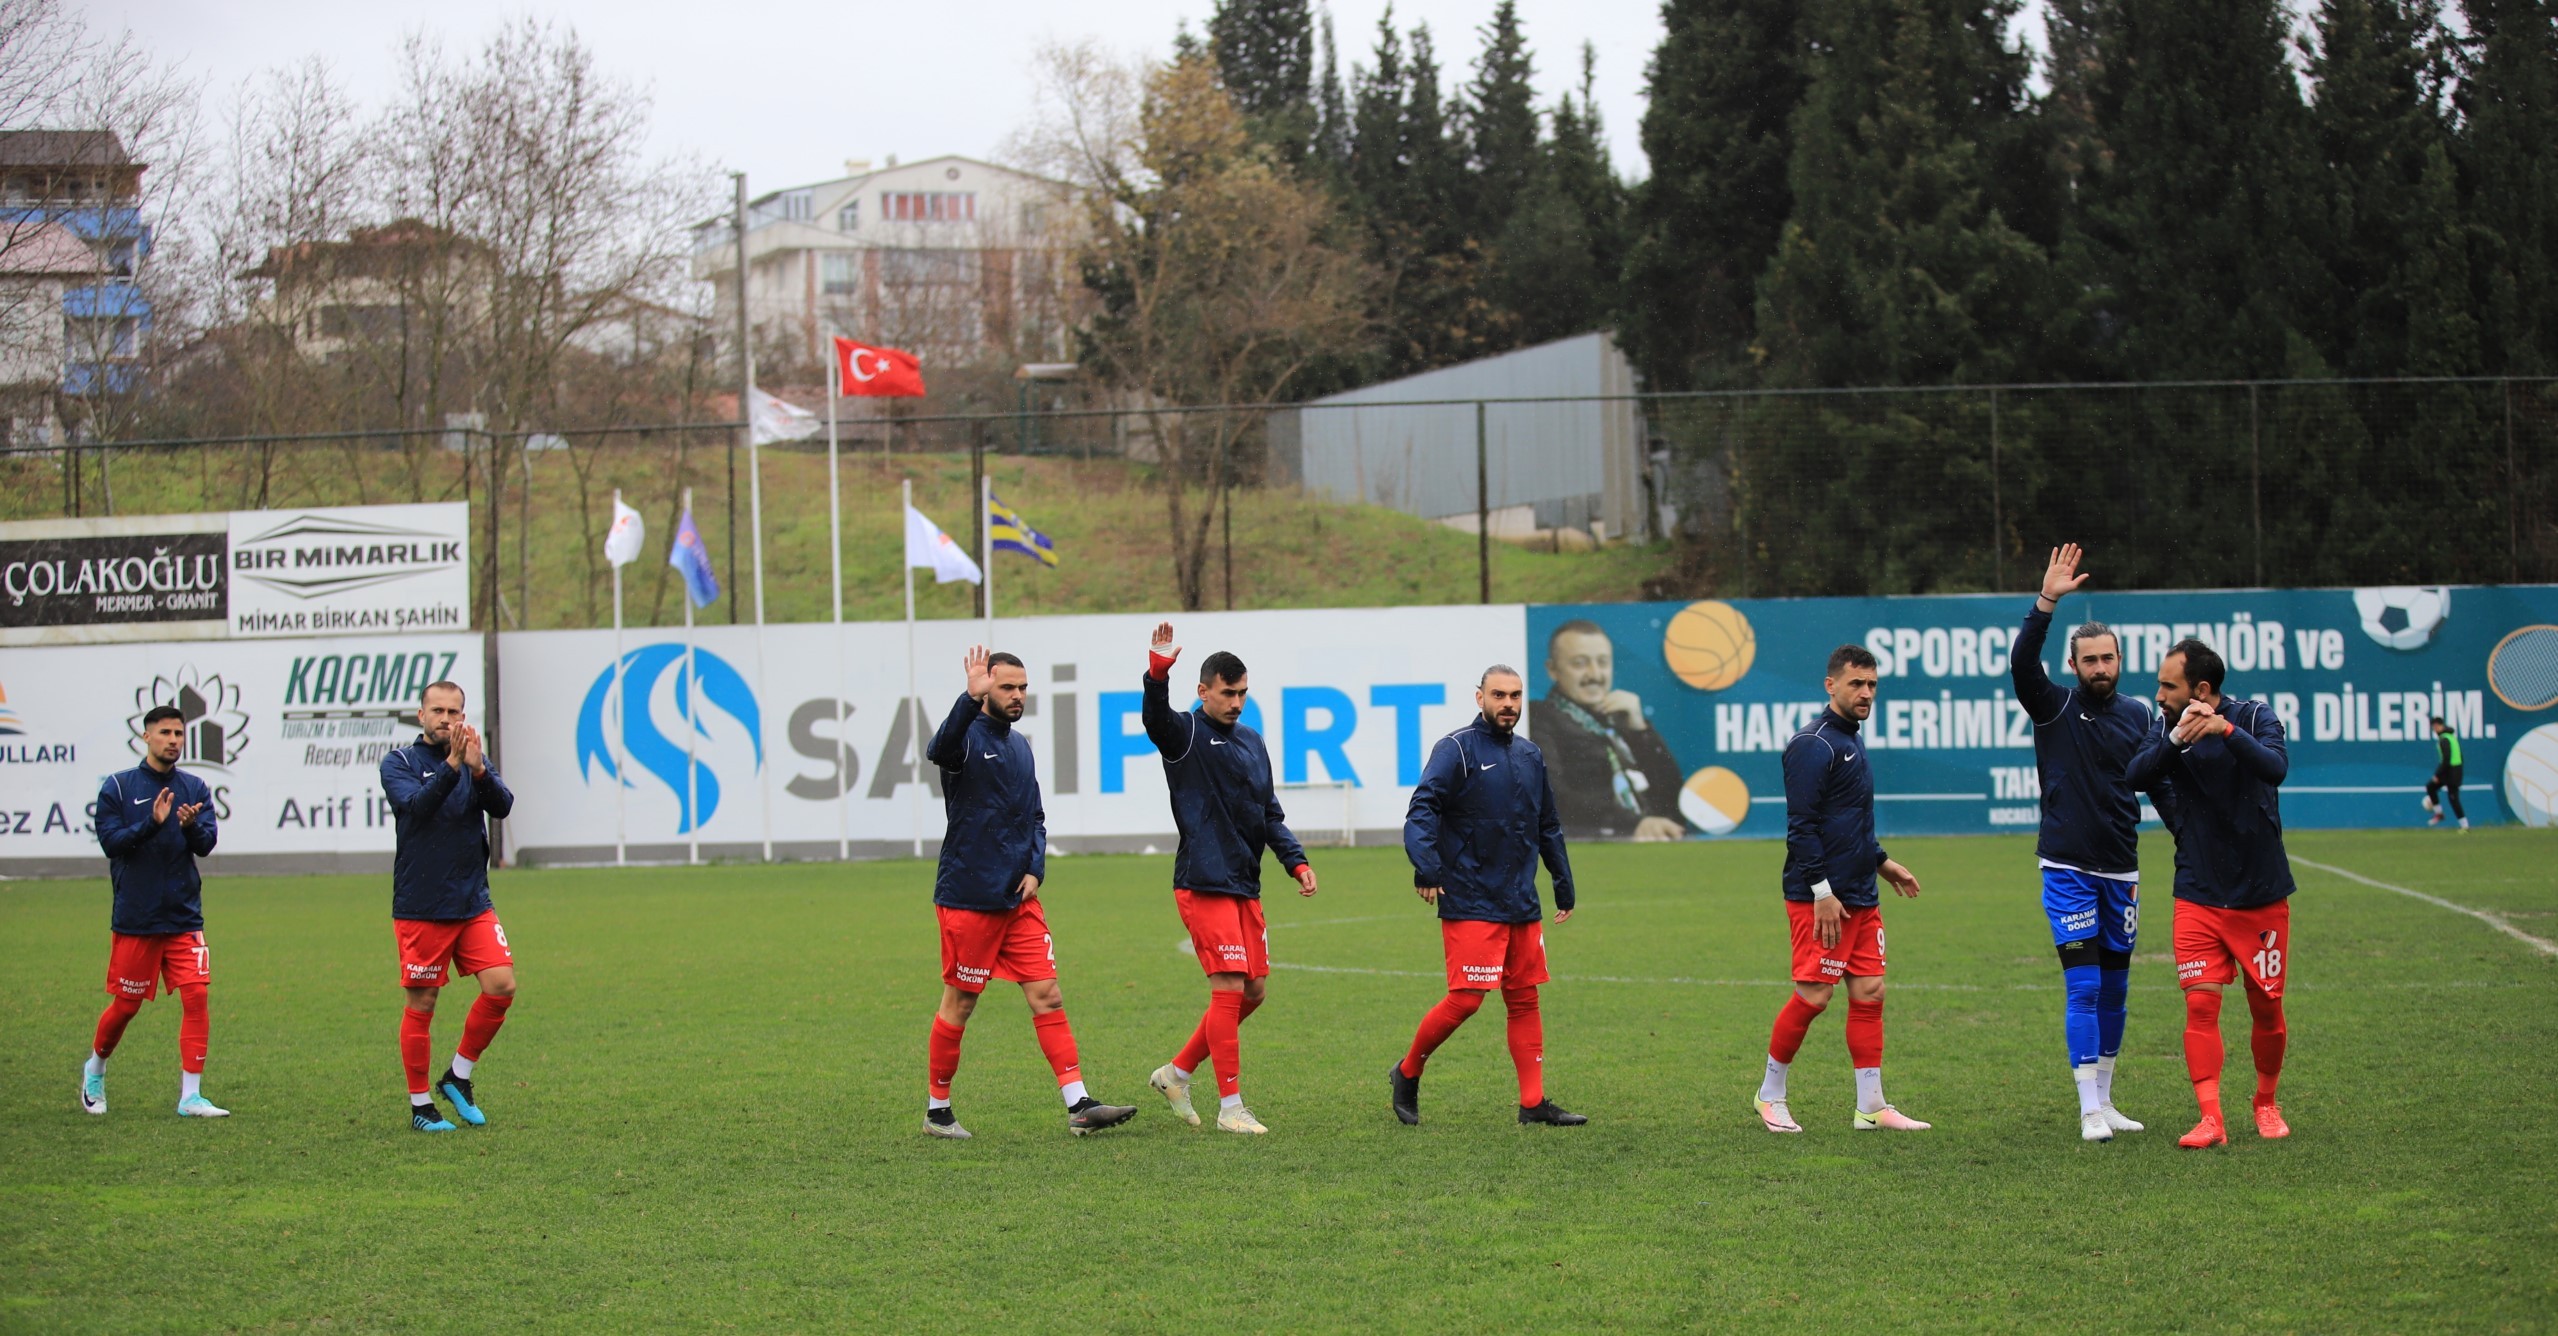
[2013, 605, 2153, 876]
[95, 762, 219, 935]
[926, 690, 1047, 912]
[1140, 668, 1308, 899]
[2129, 696, 2298, 909]
[1403, 715, 1575, 923]
[1780, 708, 1887, 906]
[381, 736, 514, 921]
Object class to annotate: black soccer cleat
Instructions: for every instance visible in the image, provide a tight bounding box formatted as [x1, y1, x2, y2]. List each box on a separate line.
[1389, 1062, 1422, 1125]
[1518, 1099, 1588, 1127]
[435, 1069, 486, 1126]
[1067, 1097, 1138, 1136]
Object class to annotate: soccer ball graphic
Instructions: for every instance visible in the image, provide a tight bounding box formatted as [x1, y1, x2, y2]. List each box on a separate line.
[2505, 723, 2558, 828]
[2352, 586, 2450, 651]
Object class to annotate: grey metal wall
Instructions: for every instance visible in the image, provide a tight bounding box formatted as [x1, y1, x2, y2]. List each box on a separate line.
[1283, 332, 1646, 537]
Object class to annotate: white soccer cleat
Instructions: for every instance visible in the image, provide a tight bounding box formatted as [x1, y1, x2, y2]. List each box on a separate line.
[1754, 1098, 1802, 1133]
[923, 1114, 972, 1140]
[2080, 1110, 2115, 1142]
[1215, 1103, 1268, 1135]
[175, 1093, 230, 1118]
[80, 1068, 106, 1116]
[1853, 1104, 1931, 1131]
[1150, 1063, 1200, 1126]
[2097, 1105, 2145, 1133]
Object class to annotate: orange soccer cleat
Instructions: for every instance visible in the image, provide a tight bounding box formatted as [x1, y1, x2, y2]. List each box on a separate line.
[2178, 1115, 2228, 1149]
[1754, 1098, 1803, 1134]
[2253, 1099, 2291, 1139]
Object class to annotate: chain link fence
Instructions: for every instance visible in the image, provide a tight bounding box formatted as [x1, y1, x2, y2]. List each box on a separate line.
[6, 377, 2551, 634]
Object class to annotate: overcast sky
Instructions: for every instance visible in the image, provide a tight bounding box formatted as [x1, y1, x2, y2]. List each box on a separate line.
[90, 0, 1671, 190]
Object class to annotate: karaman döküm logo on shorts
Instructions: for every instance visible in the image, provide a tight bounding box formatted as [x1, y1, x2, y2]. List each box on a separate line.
[576, 645, 762, 834]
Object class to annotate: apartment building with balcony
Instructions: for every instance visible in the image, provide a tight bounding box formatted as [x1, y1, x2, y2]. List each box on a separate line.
[0, 130, 151, 441]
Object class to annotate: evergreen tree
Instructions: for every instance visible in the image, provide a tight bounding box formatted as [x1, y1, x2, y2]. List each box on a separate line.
[2452, 0, 2558, 375]
[1496, 46, 1630, 346]
[1618, 0, 1806, 388]
[1349, 16, 1506, 373]
[2072, 0, 2335, 379]
[1312, 12, 1353, 187]
[1464, 0, 1540, 241]
[1209, 0, 1318, 167]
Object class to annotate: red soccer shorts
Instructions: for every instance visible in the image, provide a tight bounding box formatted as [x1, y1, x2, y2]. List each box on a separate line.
[1440, 919, 1550, 991]
[396, 909, 512, 989]
[106, 931, 208, 1000]
[937, 898, 1058, 992]
[1786, 901, 1886, 983]
[2174, 898, 2291, 998]
[1176, 888, 1268, 979]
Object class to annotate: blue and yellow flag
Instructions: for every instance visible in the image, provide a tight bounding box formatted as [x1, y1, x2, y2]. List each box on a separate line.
[987, 492, 1058, 567]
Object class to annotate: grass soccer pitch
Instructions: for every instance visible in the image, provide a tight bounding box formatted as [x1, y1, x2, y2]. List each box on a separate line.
[3, 830, 2551, 1332]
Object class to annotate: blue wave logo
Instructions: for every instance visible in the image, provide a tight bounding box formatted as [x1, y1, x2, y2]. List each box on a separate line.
[577, 644, 761, 834]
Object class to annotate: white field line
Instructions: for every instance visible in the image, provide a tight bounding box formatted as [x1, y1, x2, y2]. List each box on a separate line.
[2289, 854, 2558, 959]
[1217, 950, 2515, 991]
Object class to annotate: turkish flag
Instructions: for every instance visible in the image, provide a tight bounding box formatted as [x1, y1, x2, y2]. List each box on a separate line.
[833, 336, 926, 398]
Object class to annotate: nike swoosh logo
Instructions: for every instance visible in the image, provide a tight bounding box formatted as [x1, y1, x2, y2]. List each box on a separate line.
[983, 753, 998, 760]
[1479, 763, 1497, 771]
[1209, 738, 1226, 746]
[133, 798, 149, 804]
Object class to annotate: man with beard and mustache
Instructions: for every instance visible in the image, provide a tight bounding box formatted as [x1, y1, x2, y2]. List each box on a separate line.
[919, 646, 1137, 1140]
[1389, 666, 1585, 1128]
[1530, 621, 1687, 840]
[2013, 543, 2155, 1143]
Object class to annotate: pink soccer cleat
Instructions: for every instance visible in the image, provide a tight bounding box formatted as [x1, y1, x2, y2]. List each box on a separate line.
[2178, 1115, 2228, 1149]
[2253, 1099, 2290, 1139]
[1754, 1098, 1803, 1133]
[1853, 1104, 1931, 1131]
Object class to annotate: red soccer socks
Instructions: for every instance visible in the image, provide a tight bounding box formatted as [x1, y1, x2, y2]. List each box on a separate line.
[1205, 990, 1246, 1099]
[2182, 987, 2225, 1118]
[457, 993, 512, 1065]
[1399, 990, 1486, 1079]
[175, 984, 209, 1075]
[927, 1016, 964, 1102]
[1844, 996, 1884, 1069]
[2244, 985, 2286, 1100]
[1031, 1008, 1083, 1088]
[1767, 992, 1827, 1064]
[1175, 990, 1261, 1091]
[1504, 987, 1545, 1108]
[400, 1005, 435, 1096]
[91, 996, 142, 1062]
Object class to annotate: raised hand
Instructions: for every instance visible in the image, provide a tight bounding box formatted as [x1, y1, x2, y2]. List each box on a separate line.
[963, 645, 993, 699]
[459, 724, 486, 773]
[176, 802, 205, 828]
[1150, 621, 1180, 662]
[2040, 543, 2091, 605]
[151, 787, 174, 824]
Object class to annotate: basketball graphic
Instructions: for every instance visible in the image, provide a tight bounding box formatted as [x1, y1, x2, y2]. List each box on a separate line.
[1662, 601, 1757, 691]
[1678, 766, 1751, 836]
[2503, 723, 2558, 828]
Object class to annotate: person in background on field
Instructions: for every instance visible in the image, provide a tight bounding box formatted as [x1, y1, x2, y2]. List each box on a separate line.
[85, 704, 225, 1119]
[2423, 716, 2467, 830]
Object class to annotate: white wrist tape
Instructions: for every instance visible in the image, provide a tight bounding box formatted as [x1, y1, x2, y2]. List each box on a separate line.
[1811, 880, 1836, 901]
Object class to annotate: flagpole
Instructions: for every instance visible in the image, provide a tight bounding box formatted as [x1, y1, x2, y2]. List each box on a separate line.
[682, 485, 700, 867]
[981, 472, 994, 644]
[827, 347, 849, 861]
[612, 488, 628, 868]
[903, 476, 922, 859]
[749, 394, 773, 864]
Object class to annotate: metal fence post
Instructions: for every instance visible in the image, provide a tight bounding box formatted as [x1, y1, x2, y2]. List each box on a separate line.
[1476, 400, 1490, 605]
[1990, 388, 2002, 590]
[482, 428, 506, 867]
[2250, 383, 2264, 587]
[2508, 378, 2522, 584]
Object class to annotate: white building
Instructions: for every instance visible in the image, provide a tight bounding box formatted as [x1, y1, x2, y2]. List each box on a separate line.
[690, 155, 1077, 373]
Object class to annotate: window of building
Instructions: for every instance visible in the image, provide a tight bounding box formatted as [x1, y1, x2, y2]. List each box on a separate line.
[881, 192, 976, 223]
[837, 201, 859, 232]
[821, 252, 860, 295]
[780, 190, 813, 222]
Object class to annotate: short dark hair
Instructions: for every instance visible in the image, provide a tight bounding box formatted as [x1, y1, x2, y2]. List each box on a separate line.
[1479, 663, 1522, 687]
[2164, 637, 2225, 692]
[141, 705, 184, 729]
[1825, 644, 1877, 678]
[1199, 650, 1247, 687]
[421, 680, 466, 704]
[1546, 619, 1608, 654]
[2067, 621, 2118, 661]
[987, 651, 1025, 672]
[2430, 715, 2447, 728]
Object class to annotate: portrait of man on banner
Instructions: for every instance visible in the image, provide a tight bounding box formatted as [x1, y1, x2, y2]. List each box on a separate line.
[1529, 619, 1689, 841]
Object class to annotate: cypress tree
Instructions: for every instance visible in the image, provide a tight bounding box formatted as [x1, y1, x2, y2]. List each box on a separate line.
[1464, 0, 1541, 242]
[1208, 0, 1318, 168]
[2452, 0, 2558, 375]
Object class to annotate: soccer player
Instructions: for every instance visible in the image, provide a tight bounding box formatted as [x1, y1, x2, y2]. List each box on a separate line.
[1754, 645, 1929, 1134]
[2013, 543, 2152, 1142]
[380, 681, 516, 1133]
[2423, 716, 2467, 830]
[83, 705, 225, 1118]
[919, 646, 1138, 1140]
[1390, 665, 1586, 1128]
[1140, 621, 1317, 1135]
[2133, 638, 2297, 1148]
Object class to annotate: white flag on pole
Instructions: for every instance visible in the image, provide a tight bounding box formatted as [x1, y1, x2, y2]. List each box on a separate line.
[904, 505, 983, 585]
[748, 387, 821, 444]
[604, 496, 646, 567]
